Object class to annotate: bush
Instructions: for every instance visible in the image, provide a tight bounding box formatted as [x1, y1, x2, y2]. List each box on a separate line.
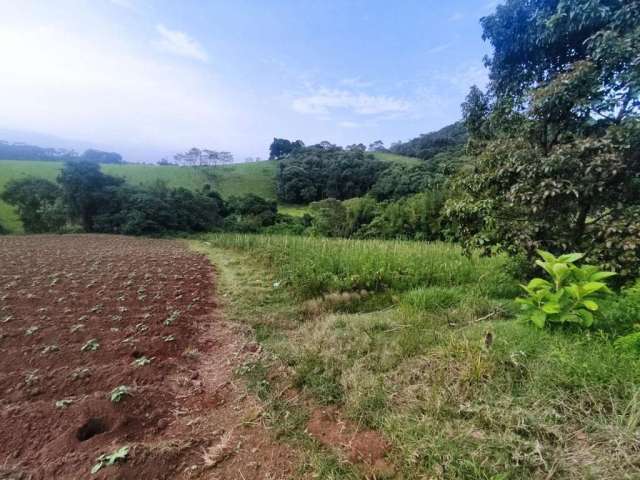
[516, 251, 616, 329]
[93, 183, 224, 235]
[224, 194, 278, 232]
[1, 178, 66, 233]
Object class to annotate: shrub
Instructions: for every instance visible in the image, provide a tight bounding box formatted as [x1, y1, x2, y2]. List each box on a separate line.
[516, 251, 616, 329]
[1, 178, 66, 233]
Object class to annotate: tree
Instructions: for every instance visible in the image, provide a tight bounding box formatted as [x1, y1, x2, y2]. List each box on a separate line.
[1, 178, 66, 233]
[276, 146, 384, 204]
[368, 140, 386, 152]
[80, 149, 123, 164]
[57, 161, 124, 231]
[309, 198, 348, 237]
[346, 143, 366, 152]
[269, 138, 304, 160]
[446, 0, 640, 277]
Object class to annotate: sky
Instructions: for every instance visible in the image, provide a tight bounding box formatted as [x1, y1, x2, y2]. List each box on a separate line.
[0, 0, 498, 162]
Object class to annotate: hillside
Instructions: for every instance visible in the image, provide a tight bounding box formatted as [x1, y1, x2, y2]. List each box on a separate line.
[390, 121, 467, 160]
[0, 160, 279, 232]
[0, 153, 423, 231]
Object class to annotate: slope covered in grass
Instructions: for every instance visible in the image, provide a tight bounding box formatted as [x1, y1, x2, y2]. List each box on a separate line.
[195, 233, 640, 479]
[0, 159, 278, 231]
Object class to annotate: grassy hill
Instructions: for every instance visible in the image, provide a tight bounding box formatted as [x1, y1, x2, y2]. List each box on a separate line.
[372, 151, 422, 166]
[0, 160, 278, 232]
[0, 153, 419, 231]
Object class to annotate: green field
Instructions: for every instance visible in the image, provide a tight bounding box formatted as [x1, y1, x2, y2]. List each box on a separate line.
[194, 233, 640, 479]
[0, 154, 421, 232]
[372, 151, 423, 166]
[0, 159, 279, 232]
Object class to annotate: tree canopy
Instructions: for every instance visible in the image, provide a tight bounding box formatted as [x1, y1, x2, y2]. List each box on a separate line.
[447, 0, 640, 277]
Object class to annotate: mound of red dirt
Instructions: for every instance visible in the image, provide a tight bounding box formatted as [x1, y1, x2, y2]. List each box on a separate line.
[0, 235, 294, 479]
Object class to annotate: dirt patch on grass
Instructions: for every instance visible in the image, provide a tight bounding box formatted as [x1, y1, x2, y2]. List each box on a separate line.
[307, 406, 394, 477]
[0, 234, 295, 479]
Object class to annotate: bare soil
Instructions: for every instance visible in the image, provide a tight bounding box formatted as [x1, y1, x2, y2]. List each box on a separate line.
[0, 235, 295, 480]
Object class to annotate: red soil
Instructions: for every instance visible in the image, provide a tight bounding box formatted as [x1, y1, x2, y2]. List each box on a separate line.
[0, 235, 295, 479]
[307, 407, 393, 478]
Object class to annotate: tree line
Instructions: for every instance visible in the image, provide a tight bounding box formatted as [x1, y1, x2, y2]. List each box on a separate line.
[0, 161, 280, 236]
[0, 141, 123, 163]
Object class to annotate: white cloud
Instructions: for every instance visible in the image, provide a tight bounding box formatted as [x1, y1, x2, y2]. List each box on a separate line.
[448, 12, 464, 21]
[426, 42, 453, 54]
[0, 25, 247, 160]
[155, 24, 208, 62]
[292, 88, 410, 116]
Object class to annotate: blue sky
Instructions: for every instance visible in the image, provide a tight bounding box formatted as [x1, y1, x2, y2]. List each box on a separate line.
[0, 0, 498, 162]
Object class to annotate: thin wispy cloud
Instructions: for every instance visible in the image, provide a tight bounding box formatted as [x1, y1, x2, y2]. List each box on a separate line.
[340, 77, 373, 88]
[292, 89, 410, 116]
[448, 12, 464, 21]
[426, 42, 453, 54]
[155, 24, 208, 62]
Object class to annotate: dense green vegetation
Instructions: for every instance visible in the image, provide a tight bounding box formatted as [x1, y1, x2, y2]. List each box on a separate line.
[0, 140, 122, 163]
[1, 161, 286, 236]
[195, 234, 640, 478]
[389, 122, 467, 160]
[276, 145, 384, 203]
[447, 0, 640, 277]
[0, 159, 279, 231]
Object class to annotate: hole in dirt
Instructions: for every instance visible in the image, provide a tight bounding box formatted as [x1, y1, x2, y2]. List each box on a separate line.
[131, 351, 144, 359]
[76, 418, 108, 442]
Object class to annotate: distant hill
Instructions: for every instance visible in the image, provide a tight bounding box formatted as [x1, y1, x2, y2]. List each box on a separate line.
[0, 160, 278, 232]
[389, 122, 467, 161]
[0, 152, 429, 232]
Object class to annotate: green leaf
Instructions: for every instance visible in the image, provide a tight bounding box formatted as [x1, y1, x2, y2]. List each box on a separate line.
[558, 252, 584, 263]
[577, 309, 594, 327]
[582, 281, 607, 295]
[542, 302, 562, 314]
[531, 310, 546, 328]
[536, 250, 557, 262]
[582, 299, 599, 311]
[590, 271, 617, 281]
[527, 278, 552, 290]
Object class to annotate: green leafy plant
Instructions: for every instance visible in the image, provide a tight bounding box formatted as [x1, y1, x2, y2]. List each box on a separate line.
[91, 446, 129, 474]
[516, 251, 616, 328]
[131, 356, 152, 367]
[81, 338, 100, 351]
[110, 385, 132, 403]
[55, 399, 73, 409]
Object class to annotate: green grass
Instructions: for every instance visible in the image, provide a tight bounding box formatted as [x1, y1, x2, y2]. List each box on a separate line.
[373, 152, 423, 166]
[194, 233, 640, 479]
[198, 233, 517, 299]
[0, 159, 279, 232]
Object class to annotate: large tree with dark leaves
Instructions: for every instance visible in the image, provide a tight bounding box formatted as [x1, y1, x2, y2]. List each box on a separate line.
[446, 0, 640, 277]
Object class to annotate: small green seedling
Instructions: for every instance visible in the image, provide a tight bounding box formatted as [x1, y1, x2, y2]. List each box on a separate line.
[110, 385, 132, 403]
[81, 339, 100, 352]
[91, 446, 129, 474]
[131, 356, 152, 367]
[55, 399, 73, 409]
[41, 345, 59, 354]
[164, 310, 181, 326]
[163, 335, 176, 342]
[25, 326, 40, 336]
[70, 323, 84, 333]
